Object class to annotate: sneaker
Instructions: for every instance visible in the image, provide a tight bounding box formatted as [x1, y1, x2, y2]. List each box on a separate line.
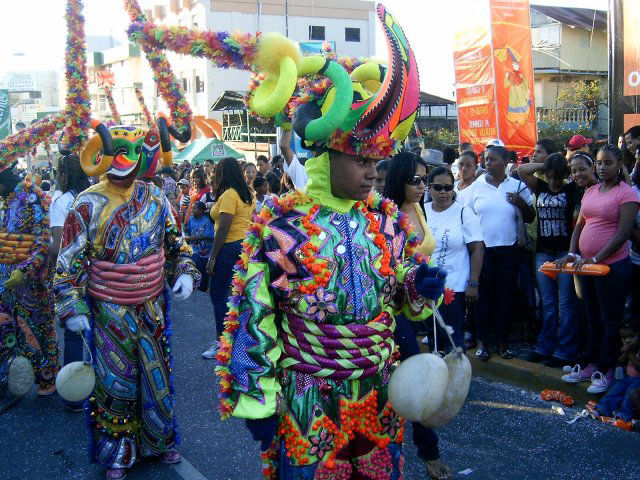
[562, 363, 595, 383]
[525, 351, 549, 363]
[475, 347, 491, 362]
[586, 370, 613, 394]
[201, 345, 218, 359]
[562, 365, 573, 373]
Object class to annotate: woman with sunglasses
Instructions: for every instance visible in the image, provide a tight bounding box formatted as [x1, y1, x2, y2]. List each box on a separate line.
[426, 167, 484, 351]
[383, 152, 452, 480]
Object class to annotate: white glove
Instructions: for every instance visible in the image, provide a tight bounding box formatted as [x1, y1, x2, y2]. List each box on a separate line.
[66, 315, 90, 333]
[172, 274, 193, 300]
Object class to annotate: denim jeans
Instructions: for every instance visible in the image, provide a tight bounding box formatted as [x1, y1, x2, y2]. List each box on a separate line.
[394, 314, 440, 461]
[595, 374, 640, 421]
[476, 245, 520, 348]
[62, 328, 84, 408]
[578, 257, 631, 371]
[432, 292, 465, 352]
[209, 240, 243, 337]
[534, 252, 579, 361]
[192, 254, 209, 292]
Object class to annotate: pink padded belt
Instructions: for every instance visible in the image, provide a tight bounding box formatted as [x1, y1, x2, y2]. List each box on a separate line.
[87, 252, 165, 305]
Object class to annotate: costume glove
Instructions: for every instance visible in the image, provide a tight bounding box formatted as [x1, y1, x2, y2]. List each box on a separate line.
[172, 274, 194, 300]
[414, 263, 447, 301]
[66, 315, 90, 333]
[4, 269, 25, 288]
[245, 416, 279, 451]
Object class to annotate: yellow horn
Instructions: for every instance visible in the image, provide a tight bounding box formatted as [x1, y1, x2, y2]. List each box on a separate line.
[80, 134, 113, 177]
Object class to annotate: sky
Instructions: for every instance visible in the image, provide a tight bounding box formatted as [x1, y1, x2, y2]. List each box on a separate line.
[0, 0, 609, 100]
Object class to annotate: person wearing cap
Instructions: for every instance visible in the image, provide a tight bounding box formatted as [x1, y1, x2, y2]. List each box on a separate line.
[214, 10, 448, 478]
[177, 178, 191, 224]
[566, 135, 593, 160]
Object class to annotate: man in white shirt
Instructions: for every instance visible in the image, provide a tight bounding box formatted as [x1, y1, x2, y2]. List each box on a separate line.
[279, 128, 309, 190]
[464, 144, 534, 361]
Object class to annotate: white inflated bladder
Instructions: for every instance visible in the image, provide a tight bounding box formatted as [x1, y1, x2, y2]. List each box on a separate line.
[388, 352, 449, 421]
[8, 355, 35, 397]
[56, 361, 96, 402]
[421, 348, 472, 427]
[55, 331, 96, 402]
[388, 304, 472, 426]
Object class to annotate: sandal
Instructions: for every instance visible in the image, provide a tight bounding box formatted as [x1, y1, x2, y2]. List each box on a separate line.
[475, 347, 491, 362]
[426, 458, 453, 480]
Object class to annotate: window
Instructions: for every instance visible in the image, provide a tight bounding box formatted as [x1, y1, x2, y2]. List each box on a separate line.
[196, 75, 204, 93]
[345, 27, 360, 42]
[182, 77, 190, 93]
[309, 25, 325, 41]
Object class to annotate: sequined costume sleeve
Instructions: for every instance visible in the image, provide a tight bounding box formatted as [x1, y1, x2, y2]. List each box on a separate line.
[53, 196, 91, 324]
[216, 218, 282, 420]
[16, 188, 51, 280]
[162, 193, 201, 288]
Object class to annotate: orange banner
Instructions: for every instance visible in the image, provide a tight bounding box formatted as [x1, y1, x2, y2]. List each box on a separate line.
[490, 0, 537, 156]
[623, 0, 640, 96]
[453, 25, 498, 153]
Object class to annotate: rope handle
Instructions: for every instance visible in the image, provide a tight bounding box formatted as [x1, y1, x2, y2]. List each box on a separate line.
[80, 330, 93, 366]
[429, 300, 461, 357]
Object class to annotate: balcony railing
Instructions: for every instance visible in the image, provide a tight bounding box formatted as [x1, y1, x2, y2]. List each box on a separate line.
[536, 107, 592, 126]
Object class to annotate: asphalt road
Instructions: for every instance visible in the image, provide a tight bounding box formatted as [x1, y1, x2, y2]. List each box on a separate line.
[0, 290, 638, 480]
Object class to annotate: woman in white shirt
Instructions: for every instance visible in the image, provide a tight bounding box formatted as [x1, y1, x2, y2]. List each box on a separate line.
[464, 145, 535, 361]
[426, 167, 484, 350]
[454, 150, 478, 205]
[50, 154, 90, 411]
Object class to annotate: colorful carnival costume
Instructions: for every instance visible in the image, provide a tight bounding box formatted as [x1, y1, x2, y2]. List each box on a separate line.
[0, 173, 58, 400]
[211, 6, 444, 478]
[53, 121, 199, 477]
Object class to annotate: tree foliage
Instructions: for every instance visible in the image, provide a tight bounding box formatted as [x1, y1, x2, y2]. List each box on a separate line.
[555, 79, 607, 125]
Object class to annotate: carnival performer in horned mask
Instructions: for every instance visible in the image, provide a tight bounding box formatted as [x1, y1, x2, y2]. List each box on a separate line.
[53, 119, 200, 480]
[0, 164, 58, 411]
[213, 6, 447, 478]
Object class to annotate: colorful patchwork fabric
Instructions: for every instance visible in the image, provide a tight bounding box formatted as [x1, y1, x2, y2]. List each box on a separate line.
[216, 189, 433, 478]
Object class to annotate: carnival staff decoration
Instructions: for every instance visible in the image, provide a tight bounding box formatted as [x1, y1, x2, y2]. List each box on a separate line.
[53, 115, 199, 480]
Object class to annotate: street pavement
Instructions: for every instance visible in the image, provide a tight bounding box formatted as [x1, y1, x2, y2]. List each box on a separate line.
[0, 290, 638, 480]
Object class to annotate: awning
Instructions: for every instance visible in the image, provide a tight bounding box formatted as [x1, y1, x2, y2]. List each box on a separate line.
[173, 138, 244, 164]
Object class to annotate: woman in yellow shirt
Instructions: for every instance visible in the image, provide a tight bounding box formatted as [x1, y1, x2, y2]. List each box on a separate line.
[203, 157, 255, 358]
[383, 151, 452, 480]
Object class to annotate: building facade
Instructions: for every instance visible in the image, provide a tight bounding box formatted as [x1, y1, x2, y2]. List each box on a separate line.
[530, 6, 608, 135]
[143, 0, 376, 121]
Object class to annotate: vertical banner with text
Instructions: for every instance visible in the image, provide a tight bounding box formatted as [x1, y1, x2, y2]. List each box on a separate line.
[0, 90, 10, 141]
[490, 0, 537, 156]
[454, 0, 536, 156]
[453, 25, 497, 153]
[622, 0, 640, 131]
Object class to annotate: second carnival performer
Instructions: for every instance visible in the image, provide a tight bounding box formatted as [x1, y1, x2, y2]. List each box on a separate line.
[53, 120, 200, 480]
[0, 164, 58, 411]
[216, 5, 446, 478]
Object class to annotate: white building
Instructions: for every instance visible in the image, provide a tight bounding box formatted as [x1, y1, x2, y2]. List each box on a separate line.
[1, 70, 60, 126]
[141, 0, 376, 121]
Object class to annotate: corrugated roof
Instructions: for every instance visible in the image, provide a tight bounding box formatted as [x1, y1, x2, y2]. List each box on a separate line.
[531, 6, 607, 31]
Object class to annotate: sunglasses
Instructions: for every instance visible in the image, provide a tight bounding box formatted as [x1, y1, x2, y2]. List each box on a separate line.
[407, 175, 428, 186]
[430, 184, 454, 192]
